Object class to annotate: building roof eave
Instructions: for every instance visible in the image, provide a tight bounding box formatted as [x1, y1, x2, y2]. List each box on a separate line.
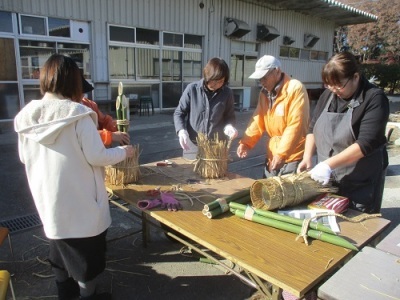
[241, 0, 377, 26]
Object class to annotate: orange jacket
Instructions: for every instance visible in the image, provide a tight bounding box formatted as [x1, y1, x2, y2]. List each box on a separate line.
[81, 98, 117, 146]
[239, 74, 309, 164]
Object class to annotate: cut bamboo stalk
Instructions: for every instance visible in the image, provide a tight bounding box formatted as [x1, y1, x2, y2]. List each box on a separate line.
[229, 202, 335, 235]
[233, 207, 358, 251]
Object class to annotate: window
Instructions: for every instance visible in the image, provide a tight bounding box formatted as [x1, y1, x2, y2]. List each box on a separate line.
[0, 11, 13, 33]
[230, 41, 258, 86]
[318, 51, 328, 61]
[58, 43, 91, 77]
[183, 51, 202, 81]
[109, 46, 135, 79]
[289, 47, 300, 59]
[280, 46, 289, 58]
[137, 48, 158, 79]
[300, 49, 310, 60]
[108, 25, 203, 109]
[20, 15, 46, 35]
[163, 32, 183, 47]
[136, 28, 159, 45]
[0, 38, 17, 80]
[280, 46, 328, 62]
[310, 50, 319, 60]
[161, 50, 182, 81]
[48, 18, 70, 38]
[184, 34, 202, 49]
[19, 40, 56, 79]
[0, 83, 20, 119]
[110, 26, 135, 43]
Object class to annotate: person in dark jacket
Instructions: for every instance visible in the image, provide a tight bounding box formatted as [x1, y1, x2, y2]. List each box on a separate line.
[173, 57, 237, 155]
[297, 52, 390, 213]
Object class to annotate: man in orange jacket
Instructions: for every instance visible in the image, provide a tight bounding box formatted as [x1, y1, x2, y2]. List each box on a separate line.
[237, 55, 309, 178]
[81, 78, 130, 146]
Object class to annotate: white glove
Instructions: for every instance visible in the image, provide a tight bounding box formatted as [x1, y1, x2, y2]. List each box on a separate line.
[224, 124, 238, 139]
[309, 162, 332, 185]
[178, 129, 190, 150]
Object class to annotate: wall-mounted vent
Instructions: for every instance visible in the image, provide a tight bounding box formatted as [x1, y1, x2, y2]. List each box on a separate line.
[304, 34, 320, 48]
[224, 18, 251, 38]
[283, 36, 295, 45]
[257, 24, 280, 42]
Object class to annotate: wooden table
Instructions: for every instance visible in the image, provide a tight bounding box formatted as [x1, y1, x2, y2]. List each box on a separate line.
[107, 157, 391, 299]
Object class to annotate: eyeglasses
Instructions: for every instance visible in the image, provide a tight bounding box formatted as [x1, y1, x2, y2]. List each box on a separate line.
[327, 77, 351, 91]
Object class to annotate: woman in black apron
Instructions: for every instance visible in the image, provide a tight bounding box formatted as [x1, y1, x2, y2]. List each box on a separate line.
[297, 52, 390, 213]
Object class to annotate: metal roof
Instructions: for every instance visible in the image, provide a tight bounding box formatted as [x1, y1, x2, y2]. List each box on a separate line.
[242, 0, 378, 26]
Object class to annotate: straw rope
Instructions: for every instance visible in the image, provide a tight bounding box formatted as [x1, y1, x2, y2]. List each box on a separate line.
[296, 212, 382, 245]
[105, 145, 140, 185]
[250, 172, 338, 211]
[116, 119, 130, 126]
[194, 133, 230, 179]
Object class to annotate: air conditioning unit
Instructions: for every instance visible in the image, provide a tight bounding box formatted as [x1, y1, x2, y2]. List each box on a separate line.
[224, 18, 251, 39]
[304, 34, 320, 48]
[257, 24, 280, 42]
[283, 36, 295, 45]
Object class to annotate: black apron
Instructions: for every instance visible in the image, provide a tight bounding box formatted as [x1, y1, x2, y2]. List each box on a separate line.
[313, 94, 387, 213]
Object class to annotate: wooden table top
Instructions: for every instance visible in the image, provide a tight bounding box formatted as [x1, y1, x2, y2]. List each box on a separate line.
[108, 157, 391, 297]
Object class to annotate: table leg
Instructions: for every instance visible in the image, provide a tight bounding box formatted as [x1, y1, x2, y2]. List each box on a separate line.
[164, 230, 258, 290]
[245, 271, 282, 300]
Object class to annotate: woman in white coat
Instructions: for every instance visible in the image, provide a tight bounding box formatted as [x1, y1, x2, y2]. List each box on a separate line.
[14, 54, 134, 300]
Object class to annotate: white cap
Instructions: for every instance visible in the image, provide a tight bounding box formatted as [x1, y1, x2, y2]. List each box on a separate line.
[249, 55, 281, 79]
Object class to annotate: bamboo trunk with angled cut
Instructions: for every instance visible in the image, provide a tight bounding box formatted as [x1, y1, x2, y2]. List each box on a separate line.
[194, 133, 229, 179]
[250, 172, 339, 211]
[105, 144, 140, 185]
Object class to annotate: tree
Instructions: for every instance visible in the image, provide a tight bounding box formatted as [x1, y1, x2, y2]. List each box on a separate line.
[339, 0, 400, 63]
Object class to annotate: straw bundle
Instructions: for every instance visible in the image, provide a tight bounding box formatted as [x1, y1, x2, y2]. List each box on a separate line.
[194, 133, 229, 179]
[105, 144, 140, 185]
[250, 172, 338, 211]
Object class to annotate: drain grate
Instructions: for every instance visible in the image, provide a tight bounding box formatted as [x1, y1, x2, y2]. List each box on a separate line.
[0, 213, 42, 234]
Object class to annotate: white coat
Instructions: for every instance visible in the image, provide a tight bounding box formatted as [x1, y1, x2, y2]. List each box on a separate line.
[14, 93, 127, 239]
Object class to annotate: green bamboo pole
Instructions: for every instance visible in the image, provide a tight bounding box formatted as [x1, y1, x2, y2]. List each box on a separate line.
[204, 188, 250, 212]
[204, 195, 251, 219]
[234, 208, 358, 251]
[116, 96, 122, 132]
[229, 202, 336, 235]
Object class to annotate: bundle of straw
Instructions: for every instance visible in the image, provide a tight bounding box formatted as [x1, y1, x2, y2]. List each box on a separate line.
[194, 133, 229, 179]
[105, 82, 140, 185]
[229, 202, 358, 251]
[250, 172, 338, 211]
[202, 188, 251, 219]
[105, 144, 140, 185]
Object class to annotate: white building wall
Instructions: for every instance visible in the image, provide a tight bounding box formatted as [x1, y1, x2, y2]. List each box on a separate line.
[0, 0, 336, 104]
